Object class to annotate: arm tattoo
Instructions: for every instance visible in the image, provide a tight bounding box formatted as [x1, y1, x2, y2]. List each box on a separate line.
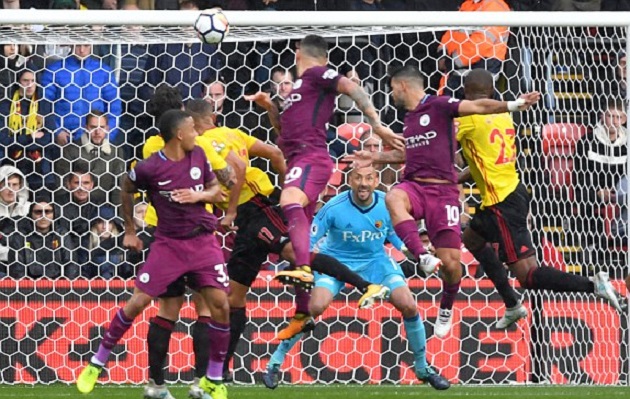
[348, 86, 378, 126]
[215, 166, 234, 189]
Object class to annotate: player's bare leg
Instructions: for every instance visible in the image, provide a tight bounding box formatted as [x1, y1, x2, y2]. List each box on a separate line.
[389, 285, 450, 390]
[278, 187, 314, 286]
[264, 287, 334, 390]
[77, 288, 153, 393]
[386, 189, 441, 275]
[510, 256, 622, 312]
[433, 247, 462, 338]
[462, 227, 527, 329]
[198, 286, 230, 399]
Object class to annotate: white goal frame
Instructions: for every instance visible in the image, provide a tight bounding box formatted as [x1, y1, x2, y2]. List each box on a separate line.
[0, 9, 628, 386]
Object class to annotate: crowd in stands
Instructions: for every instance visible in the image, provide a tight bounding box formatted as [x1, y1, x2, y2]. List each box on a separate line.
[3, 0, 630, 11]
[0, 0, 628, 280]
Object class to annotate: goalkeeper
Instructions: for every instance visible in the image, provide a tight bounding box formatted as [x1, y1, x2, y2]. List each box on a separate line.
[263, 166, 450, 391]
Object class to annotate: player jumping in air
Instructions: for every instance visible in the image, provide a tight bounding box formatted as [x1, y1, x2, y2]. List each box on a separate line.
[348, 65, 539, 338]
[76, 110, 230, 399]
[456, 69, 622, 326]
[263, 166, 450, 390]
[246, 34, 406, 292]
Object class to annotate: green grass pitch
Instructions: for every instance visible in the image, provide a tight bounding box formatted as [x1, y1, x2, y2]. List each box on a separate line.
[1, 384, 629, 399]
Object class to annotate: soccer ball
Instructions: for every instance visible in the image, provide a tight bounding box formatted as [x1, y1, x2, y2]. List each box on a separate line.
[194, 8, 229, 45]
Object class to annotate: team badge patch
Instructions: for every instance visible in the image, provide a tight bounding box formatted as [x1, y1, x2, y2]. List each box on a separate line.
[190, 167, 201, 180]
[420, 114, 430, 127]
[375, 220, 383, 228]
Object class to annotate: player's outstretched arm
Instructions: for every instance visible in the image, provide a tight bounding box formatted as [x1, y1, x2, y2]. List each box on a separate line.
[458, 91, 541, 117]
[121, 174, 143, 252]
[336, 77, 405, 152]
[249, 140, 287, 185]
[345, 149, 406, 168]
[245, 91, 282, 135]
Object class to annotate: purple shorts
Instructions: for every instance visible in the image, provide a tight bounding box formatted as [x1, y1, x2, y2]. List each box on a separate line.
[135, 233, 229, 297]
[284, 153, 333, 220]
[394, 180, 461, 249]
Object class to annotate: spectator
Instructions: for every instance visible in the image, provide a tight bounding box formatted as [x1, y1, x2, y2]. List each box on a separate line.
[56, 110, 125, 205]
[81, 0, 118, 9]
[40, 44, 122, 145]
[0, 165, 31, 228]
[573, 99, 628, 251]
[7, 196, 79, 279]
[554, 0, 601, 10]
[602, 0, 630, 10]
[614, 175, 627, 241]
[0, 166, 31, 263]
[203, 79, 241, 128]
[0, 44, 32, 100]
[117, 16, 151, 158]
[56, 160, 115, 242]
[269, 67, 294, 102]
[80, 211, 132, 279]
[437, 0, 510, 99]
[359, 130, 401, 190]
[0, 69, 56, 191]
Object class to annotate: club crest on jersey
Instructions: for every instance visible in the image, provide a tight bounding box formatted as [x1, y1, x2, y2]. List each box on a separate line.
[190, 167, 201, 180]
[375, 220, 383, 228]
[420, 114, 431, 127]
[293, 79, 303, 89]
[212, 140, 225, 153]
[128, 169, 136, 181]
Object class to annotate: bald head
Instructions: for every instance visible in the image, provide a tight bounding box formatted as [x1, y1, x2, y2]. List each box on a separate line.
[463, 69, 495, 101]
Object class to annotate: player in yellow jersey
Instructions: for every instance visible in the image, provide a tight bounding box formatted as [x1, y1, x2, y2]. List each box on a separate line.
[457, 70, 622, 330]
[183, 99, 390, 381]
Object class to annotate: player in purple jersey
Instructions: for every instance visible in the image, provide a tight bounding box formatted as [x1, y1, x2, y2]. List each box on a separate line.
[246, 34, 405, 292]
[76, 110, 231, 399]
[349, 65, 539, 338]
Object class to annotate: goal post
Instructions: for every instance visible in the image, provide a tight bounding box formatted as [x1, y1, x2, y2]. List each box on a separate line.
[0, 10, 628, 386]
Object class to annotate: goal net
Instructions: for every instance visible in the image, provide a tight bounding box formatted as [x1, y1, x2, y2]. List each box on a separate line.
[0, 10, 627, 386]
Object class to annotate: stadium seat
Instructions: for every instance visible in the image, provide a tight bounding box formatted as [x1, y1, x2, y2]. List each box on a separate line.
[541, 123, 587, 199]
[337, 122, 372, 147]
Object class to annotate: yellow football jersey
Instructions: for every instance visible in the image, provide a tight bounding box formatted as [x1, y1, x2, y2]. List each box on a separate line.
[202, 127, 275, 210]
[456, 112, 520, 208]
[141, 135, 227, 226]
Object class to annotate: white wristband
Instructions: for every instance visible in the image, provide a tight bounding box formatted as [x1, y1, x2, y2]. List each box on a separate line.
[507, 99, 526, 112]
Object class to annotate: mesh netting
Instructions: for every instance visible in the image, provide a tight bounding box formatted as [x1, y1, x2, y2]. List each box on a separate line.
[0, 19, 627, 386]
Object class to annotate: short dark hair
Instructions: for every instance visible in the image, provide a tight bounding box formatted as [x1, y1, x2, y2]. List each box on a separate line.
[148, 84, 183, 120]
[71, 159, 90, 175]
[66, 160, 93, 186]
[186, 98, 214, 119]
[159, 109, 192, 143]
[86, 109, 107, 126]
[389, 65, 425, 88]
[463, 69, 494, 100]
[299, 35, 328, 59]
[605, 98, 626, 113]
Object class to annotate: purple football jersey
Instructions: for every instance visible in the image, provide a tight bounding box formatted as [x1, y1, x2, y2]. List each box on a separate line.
[403, 95, 461, 183]
[131, 146, 218, 239]
[278, 65, 342, 160]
